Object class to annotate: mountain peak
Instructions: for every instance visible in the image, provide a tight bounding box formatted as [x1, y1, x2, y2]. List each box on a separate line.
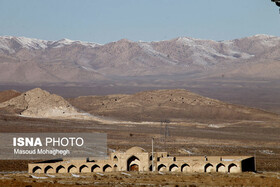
[0, 36, 100, 53]
[117, 38, 134, 43]
[251, 34, 276, 38]
[57, 38, 74, 43]
[25, 88, 49, 95]
[0, 36, 49, 52]
[0, 34, 280, 84]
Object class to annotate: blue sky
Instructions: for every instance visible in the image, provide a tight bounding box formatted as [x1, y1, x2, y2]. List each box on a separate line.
[0, 0, 279, 43]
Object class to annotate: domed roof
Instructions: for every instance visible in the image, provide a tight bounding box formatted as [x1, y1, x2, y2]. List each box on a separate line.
[126, 147, 146, 154]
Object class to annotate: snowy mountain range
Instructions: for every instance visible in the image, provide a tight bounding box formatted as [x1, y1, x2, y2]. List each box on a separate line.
[0, 36, 99, 53]
[0, 34, 279, 85]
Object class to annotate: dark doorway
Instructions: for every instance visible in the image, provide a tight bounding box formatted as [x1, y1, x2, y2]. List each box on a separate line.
[130, 164, 139, 171]
[127, 155, 140, 171]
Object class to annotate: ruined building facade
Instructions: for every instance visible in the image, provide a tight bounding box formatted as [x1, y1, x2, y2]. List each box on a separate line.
[29, 147, 255, 174]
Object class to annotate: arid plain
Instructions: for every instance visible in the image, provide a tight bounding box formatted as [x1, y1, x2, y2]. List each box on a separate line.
[0, 35, 280, 186]
[0, 84, 279, 186]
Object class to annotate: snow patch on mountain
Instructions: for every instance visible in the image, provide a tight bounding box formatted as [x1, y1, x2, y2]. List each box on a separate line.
[0, 36, 49, 53]
[80, 66, 100, 73]
[220, 40, 255, 59]
[138, 42, 178, 65]
[138, 42, 167, 57]
[177, 37, 254, 65]
[251, 34, 280, 47]
[0, 36, 100, 53]
[251, 34, 276, 39]
[51, 38, 100, 48]
[14, 37, 49, 49]
[0, 37, 15, 53]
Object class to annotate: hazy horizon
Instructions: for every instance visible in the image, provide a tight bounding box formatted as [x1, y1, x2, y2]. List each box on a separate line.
[1, 33, 278, 45]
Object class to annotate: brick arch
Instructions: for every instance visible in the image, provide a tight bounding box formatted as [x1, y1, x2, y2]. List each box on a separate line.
[228, 163, 238, 173]
[127, 155, 140, 171]
[204, 163, 214, 173]
[91, 164, 101, 172]
[44, 165, 54, 174]
[103, 164, 112, 172]
[79, 165, 89, 173]
[68, 165, 78, 173]
[216, 163, 226, 173]
[169, 164, 179, 172]
[181, 163, 190, 172]
[56, 165, 66, 173]
[158, 164, 167, 172]
[32, 166, 42, 173]
[113, 164, 118, 171]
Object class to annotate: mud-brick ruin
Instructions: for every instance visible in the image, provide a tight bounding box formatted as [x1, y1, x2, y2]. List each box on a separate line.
[29, 147, 255, 174]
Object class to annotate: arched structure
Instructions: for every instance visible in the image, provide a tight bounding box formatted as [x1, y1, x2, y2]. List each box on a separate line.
[56, 165, 66, 173]
[113, 155, 118, 161]
[113, 164, 118, 171]
[158, 164, 167, 172]
[79, 165, 89, 173]
[91, 165, 101, 172]
[103, 164, 112, 172]
[216, 163, 226, 173]
[126, 147, 146, 154]
[228, 163, 238, 173]
[204, 163, 214, 173]
[68, 165, 78, 173]
[28, 147, 254, 174]
[127, 155, 140, 171]
[181, 164, 190, 172]
[44, 165, 54, 174]
[32, 166, 42, 173]
[169, 164, 179, 172]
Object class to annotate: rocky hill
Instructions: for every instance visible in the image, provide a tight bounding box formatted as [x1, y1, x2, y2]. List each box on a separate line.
[0, 88, 278, 122]
[0, 90, 21, 103]
[68, 89, 278, 122]
[0, 35, 279, 85]
[0, 88, 91, 119]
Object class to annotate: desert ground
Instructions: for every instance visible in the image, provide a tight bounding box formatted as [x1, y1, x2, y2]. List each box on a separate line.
[1, 172, 280, 186]
[0, 85, 279, 186]
[1, 25, 280, 187]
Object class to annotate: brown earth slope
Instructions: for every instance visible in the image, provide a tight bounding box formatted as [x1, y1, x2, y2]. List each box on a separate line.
[0, 90, 20, 103]
[68, 89, 278, 122]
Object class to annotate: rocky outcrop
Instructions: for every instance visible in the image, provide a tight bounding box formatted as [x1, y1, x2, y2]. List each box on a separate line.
[0, 90, 21, 103]
[0, 88, 91, 119]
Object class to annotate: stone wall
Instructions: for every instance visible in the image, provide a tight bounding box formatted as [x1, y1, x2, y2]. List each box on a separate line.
[28, 147, 255, 174]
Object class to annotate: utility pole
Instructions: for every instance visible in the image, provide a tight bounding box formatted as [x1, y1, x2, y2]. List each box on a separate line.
[161, 120, 170, 151]
[152, 138, 154, 172]
[254, 151, 257, 172]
